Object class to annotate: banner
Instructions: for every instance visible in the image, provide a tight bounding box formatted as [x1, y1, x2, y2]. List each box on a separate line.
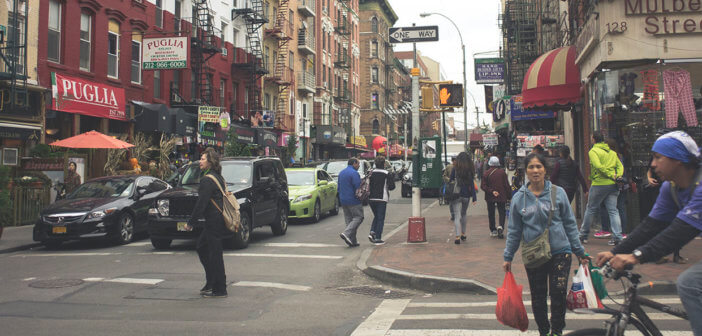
[51, 72, 126, 120]
[198, 106, 221, 123]
[475, 58, 505, 84]
[142, 37, 189, 70]
[510, 95, 556, 121]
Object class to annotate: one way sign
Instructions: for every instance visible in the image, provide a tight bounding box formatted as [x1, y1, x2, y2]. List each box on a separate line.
[389, 26, 439, 43]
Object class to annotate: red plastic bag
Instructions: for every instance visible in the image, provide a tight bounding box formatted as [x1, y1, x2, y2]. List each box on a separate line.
[496, 271, 529, 331]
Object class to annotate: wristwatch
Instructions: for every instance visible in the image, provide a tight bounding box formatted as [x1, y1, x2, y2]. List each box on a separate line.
[632, 249, 643, 261]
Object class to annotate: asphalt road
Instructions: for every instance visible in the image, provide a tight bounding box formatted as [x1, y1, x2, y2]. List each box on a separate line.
[0, 188, 692, 335]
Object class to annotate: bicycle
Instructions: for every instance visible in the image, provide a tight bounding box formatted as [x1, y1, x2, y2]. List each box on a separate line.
[565, 263, 688, 336]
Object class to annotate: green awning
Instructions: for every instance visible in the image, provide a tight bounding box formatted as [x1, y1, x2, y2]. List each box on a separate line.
[495, 123, 509, 131]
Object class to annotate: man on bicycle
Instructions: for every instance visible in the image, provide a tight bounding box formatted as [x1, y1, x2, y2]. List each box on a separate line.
[595, 131, 702, 335]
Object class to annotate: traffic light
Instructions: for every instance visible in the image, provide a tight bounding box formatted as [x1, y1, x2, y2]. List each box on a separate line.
[438, 84, 463, 107]
[421, 86, 434, 110]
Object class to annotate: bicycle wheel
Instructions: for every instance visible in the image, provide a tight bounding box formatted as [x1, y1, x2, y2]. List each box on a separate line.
[564, 329, 607, 336]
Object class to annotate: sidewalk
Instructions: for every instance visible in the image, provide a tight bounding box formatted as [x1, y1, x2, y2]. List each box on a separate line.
[0, 225, 40, 254]
[360, 197, 700, 295]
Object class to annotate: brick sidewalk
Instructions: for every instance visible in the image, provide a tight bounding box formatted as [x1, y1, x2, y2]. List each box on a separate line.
[363, 197, 701, 295]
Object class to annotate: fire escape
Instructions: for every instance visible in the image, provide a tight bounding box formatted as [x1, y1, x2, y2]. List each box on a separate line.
[499, 0, 539, 95]
[264, 0, 294, 131]
[334, 2, 352, 135]
[233, 0, 268, 119]
[191, 0, 220, 105]
[0, 0, 29, 118]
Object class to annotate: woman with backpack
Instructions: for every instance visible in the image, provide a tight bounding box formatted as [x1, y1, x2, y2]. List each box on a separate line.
[449, 152, 477, 244]
[550, 145, 588, 203]
[481, 156, 511, 239]
[367, 156, 395, 245]
[184, 147, 229, 298]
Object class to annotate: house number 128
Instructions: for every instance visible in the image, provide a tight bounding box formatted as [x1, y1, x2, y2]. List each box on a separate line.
[607, 22, 627, 34]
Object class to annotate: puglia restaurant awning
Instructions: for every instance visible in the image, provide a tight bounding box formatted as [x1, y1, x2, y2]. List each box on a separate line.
[521, 46, 581, 108]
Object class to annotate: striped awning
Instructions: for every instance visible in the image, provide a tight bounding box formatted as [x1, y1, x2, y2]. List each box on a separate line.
[521, 46, 581, 108]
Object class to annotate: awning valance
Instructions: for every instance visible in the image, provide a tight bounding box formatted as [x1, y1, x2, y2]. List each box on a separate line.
[521, 46, 581, 108]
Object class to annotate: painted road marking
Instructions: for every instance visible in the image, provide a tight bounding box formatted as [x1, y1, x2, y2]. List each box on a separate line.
[83, 278, 105, 282]
[350, 299, 411, 336]
[407, 297, 682, 307]
[105, 278, 163, 285]
[232, 281, 312, 292]
[13, 252, 122, 257]
[224, 253, 343, 259]
[125, 242, 153, 247]
[136, 252, 186, 255]
[22, 277, 36, 281]
[385, 331, 692, 336]
[396, 312, 684, 320]
[260, 243, 343, 248]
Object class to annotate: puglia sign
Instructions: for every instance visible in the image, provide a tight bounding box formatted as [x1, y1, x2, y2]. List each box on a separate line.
[625, 0, 702, 35]
[142, 36, 189, 70]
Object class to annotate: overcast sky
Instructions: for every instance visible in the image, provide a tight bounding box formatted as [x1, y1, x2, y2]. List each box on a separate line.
[387, 0, 502, 130]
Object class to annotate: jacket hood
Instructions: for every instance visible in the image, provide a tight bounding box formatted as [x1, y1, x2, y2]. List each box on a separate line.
[594, 142, 611, 152]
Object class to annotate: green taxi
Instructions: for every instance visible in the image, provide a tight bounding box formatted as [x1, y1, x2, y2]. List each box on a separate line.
[285, 168, 339, 222]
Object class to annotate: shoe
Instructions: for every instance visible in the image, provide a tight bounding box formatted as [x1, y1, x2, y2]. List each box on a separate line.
[655, 257, 669, 264]
[340, 233, 354, 247]
[622, 234, 628, 239]
[368, 233, 375, 243]
[373, 239, 386, 245]
[674, 256, 688, 264]
[454, 237, 460, 245]
[580, 237, 588, 244]
[497, 226, 504, 239]
[607, 239, 620, 246]
[594, 231, 611, 238]
[490, 230, 498, 237]
[199, 285, 212, 295]
[460, 235, 467, 241]
[202, 291, 228, 298]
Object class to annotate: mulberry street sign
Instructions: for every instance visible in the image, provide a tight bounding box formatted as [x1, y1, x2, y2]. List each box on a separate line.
[389, 26, 439, 43]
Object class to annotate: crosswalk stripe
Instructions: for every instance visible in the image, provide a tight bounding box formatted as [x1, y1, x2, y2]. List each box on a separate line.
[232, 281, 311, 292]
[260, 243, 344, 248]
[105, 278, 163, 285]
[83, 278, 105, 282]
[13, 252, 121, 257]
[396, 313, 685, 321]
[125, 242, 153, 247]
[385, 330, 693, 336]
[407, 297, 683, 307]
[136, 252, 186, 255]
[224, 253, 343, 259]
[351, 299, 411, 336]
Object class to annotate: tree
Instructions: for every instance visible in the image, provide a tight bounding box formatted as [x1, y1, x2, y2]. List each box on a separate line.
[225, 128, 252, 157]
[280, 134, 298, 167]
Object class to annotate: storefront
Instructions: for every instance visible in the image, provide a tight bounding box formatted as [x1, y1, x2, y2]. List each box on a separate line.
[346, 135, 370, 158]
[313, 125, 346, 160]
[256, 128, 279, 156]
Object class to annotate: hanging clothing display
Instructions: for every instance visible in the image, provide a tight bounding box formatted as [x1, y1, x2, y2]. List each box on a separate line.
[663, 69, 698, 128]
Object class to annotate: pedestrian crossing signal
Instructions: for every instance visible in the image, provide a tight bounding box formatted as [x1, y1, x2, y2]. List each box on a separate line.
[439, 84, 463, 107]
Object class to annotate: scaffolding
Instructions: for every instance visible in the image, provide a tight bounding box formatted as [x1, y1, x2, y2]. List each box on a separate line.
[233, 0, 268, 118]
[0, 0, 29, 117]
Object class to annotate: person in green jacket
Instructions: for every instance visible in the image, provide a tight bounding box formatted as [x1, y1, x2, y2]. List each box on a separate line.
[579, 133, 625, 245]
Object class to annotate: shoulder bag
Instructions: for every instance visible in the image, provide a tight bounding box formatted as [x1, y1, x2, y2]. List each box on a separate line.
[207, 175, 241, 232]
[520, 185, 556, 268]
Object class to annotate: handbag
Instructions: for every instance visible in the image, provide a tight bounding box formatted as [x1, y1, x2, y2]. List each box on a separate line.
[520, 186, 556, 268]
[567, 264, 604, 310]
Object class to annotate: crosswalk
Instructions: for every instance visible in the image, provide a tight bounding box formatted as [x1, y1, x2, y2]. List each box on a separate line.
[351, 298, 693, 336]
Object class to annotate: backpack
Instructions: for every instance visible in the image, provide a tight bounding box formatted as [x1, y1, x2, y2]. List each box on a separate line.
[207, 175, 241, 232]
[355, 169, 374, 202]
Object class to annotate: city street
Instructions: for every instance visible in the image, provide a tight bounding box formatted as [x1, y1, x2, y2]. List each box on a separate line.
[0, 189, 693, 335]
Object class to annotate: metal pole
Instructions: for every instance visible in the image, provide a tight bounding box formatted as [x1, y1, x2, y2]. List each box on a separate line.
[411, 69, 421, 218]
[442, 110, 448, 164]
[404, 112, 408, 161]
[462, 44, 469, 152]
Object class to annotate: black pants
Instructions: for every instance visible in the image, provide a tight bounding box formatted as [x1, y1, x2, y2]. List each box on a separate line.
[565, 189, 575, 203]
[486, 201, 506, 232]
[196, 229, 227, 293]
[525, 253, 572, 336]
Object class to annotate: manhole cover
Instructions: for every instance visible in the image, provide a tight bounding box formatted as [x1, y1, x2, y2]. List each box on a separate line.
[29, 279, 84, 289]
[337, 286, 413, 299]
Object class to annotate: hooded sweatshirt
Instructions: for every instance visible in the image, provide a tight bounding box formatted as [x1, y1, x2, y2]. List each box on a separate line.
[504, 181, 586, 262]
[588, 142, 624, 186]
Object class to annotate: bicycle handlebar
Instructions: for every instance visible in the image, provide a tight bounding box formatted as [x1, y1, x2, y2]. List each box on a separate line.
[598, 262, 635, 281]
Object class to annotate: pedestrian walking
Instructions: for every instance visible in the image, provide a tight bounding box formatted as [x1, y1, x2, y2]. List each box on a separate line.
[596, 139, 628, 240]
[449, 152, 477, 244]
[64, 161, 81, 194]
[367, 156, 395, 245]
[504, 152, 589, 336]
[579, 133, 624, 245]
[550, 145, 588, 203]
[443, 156, 457, 220]
[184, 147, 229, 298]
[338, 158, 364, 247]
[481, 156, 511, 239]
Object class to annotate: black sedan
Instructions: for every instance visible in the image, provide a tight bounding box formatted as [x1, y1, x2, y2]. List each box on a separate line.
[33, 175, 170, 248]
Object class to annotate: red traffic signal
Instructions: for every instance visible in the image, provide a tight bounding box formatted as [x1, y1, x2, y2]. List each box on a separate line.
[438, 84, 463, 107]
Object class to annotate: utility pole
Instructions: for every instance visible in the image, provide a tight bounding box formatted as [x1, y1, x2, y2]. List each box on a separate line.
[411, 66, 421, 219]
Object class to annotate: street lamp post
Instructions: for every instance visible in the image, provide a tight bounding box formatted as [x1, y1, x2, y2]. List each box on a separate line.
[419, 12, 468, 151]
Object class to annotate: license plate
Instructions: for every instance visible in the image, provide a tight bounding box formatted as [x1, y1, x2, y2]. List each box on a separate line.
[177, 222, 188, 231]
[52, 226, 67, 234]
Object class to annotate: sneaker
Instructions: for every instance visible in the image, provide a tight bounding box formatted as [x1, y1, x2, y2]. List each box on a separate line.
[199, 285, 212, 295]
[497, 226, 504, 239]
[454, 238, 461, 245]
[607, 239, 620, 246]
[490, 230, 498, 237]
[368, 233, 375, 243]
[340, 233, 354, 247]
[373, 239, 386, 245]
[580, 237, 588, 244]
[594, 231, 611, 238]
[460, 235, 467, 241]
[202, 291, 228, 298]
[622, 234, 628, 239]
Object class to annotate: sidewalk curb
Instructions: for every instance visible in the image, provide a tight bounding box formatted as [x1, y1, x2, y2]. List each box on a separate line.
[0, 243, 41, 254]
[611, 281, 678, 296]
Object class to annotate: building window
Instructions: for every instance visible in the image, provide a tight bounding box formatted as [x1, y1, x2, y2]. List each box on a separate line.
[6, 9, 25, 74]
[174, 0, 182, 31]
[372, 119, 379, 134]
[264, 93, 271, 110]
[172, 70, 181, 102]
[107, 20, 120, 79]
[371, 17, 378, 33]
[371, 67, 378, 83]
[371, 92, 379, 109]
[221, 22, 227, 47]
[220, 79, 226, 107]
[79, 12, 92, 71]
[265, 46, 270, 71]
[48, 0, 61, 62]
[155, 0, 163, 28]
[153, 70, 161, 99]
[371, 40, 378, 58]
[131, 36, 142, 84]
[232, 28, 239, 49]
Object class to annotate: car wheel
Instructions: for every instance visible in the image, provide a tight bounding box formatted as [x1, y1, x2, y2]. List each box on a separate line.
[226, 212, 251, 249]
[43, 241, 62, 249]
[271, 205, 288, 235]
[113, 213, 134, 245]
[330, 196, 339, 216]
[312, 200, 321, 223]
[151, 238, 172, 250]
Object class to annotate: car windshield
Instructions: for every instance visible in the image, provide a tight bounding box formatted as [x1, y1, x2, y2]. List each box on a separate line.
[286, 171, 315, 186]
[180, 162, 252, 187]
[67, 179, 134, 199]
[324, 161, 347, 176]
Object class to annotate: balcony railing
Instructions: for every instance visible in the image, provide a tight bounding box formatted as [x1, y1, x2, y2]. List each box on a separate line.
[297, 72, 316, 93]
[335, 19, 350, 35]
[298, 0, 315, 17]
[266, 65, 294, 84]
[297, 29, 315, 54]
[265, 17, 294, 39]
[334, 54, 349, 68]
[277, 113, 296, 131]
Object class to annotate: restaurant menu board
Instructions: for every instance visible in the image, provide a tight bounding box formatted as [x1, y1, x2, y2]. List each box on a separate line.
[516, 135, 564, 148]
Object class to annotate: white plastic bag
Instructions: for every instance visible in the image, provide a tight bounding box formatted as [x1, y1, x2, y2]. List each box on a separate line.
[566, 264, 603, 310]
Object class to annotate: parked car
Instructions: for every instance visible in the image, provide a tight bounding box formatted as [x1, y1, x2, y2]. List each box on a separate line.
[33, 175, 171, 248]
[147, 157, 289, 250]
[286, 168, 339, 222]
[319, 159, 371, 181]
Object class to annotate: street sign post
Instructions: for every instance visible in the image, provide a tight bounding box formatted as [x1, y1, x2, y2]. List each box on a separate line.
[389, 26, 439, 44]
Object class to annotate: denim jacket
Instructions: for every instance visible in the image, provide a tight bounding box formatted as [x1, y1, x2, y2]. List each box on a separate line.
[503, 181, 586, 262]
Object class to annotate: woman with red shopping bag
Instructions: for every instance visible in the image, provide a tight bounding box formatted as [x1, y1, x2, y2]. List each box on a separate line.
[503, 153, 590, 336]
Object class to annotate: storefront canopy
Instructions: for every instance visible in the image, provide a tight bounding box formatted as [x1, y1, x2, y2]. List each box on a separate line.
[522, 46, 581, 108]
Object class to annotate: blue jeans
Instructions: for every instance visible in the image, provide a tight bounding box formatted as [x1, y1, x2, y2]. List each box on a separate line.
[450, 197, 471, 236]
[677, 259, 702, 334]
[369, 201, 387, 240]
[598, 190, 627, 233]
[580, 184, 623, 241]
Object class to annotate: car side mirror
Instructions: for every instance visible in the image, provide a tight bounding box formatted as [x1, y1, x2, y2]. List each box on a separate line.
[136, 187, 147, 198]
[318, 180, 328, 186]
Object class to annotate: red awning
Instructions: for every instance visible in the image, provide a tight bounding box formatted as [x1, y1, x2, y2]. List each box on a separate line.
[521, 46, 581, 108]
